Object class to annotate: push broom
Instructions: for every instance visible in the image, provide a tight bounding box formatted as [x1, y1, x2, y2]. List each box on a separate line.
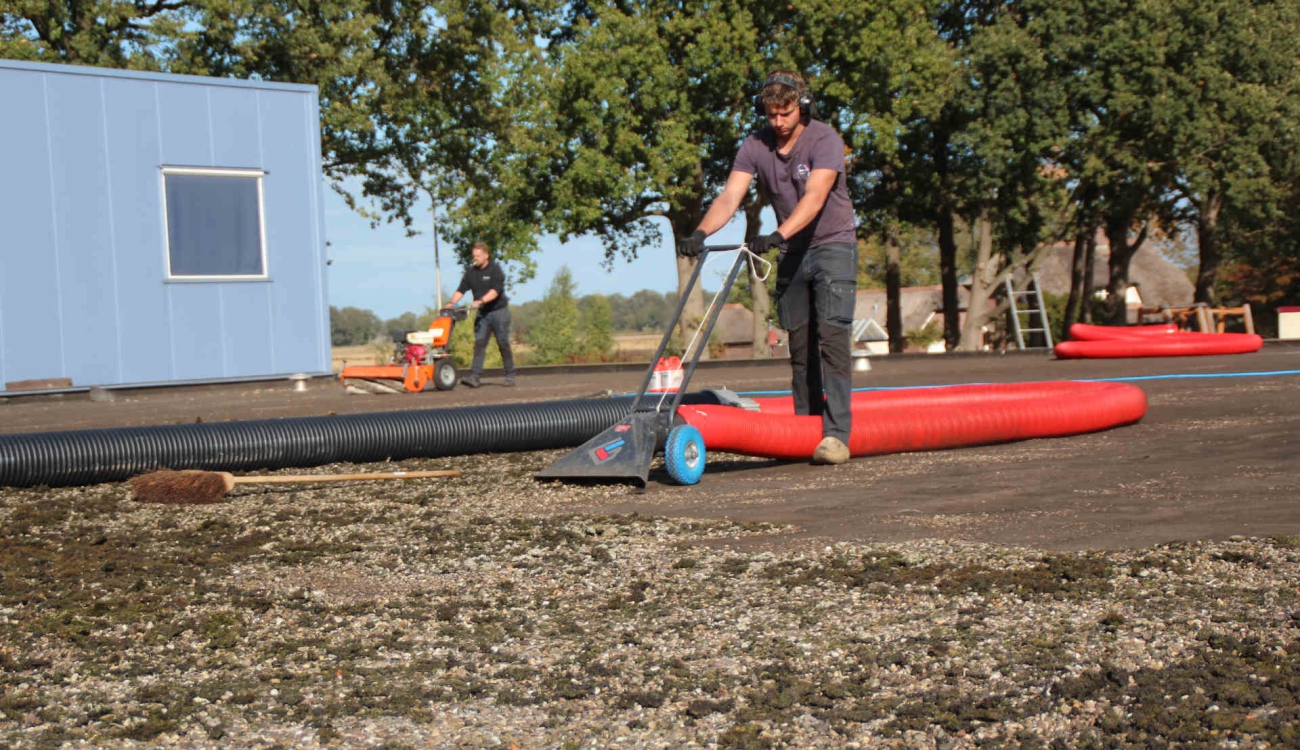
[128, 468, 461, 505]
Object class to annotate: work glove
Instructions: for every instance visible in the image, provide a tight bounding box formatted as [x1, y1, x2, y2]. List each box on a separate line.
[676, 230, 706, 258]
[748, 231, 785, 254]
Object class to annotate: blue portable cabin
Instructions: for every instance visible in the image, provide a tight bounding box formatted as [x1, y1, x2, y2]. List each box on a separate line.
[0, 59, 331, 395]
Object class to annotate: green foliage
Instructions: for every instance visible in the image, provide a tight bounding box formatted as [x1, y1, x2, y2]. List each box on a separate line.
[518, 267, 620, 364]
[522, 267, 583, 365]
[904, 319, 943, 351]
[330, 306, 383, 346]
[523, 1, 772, 253]
[1216, 249, 1300, 338]
[447, 312, 503, 370]
[578, 295, 615, 361]
[724, 253, 776, 330]
[0, 0, 180, 66]
[609, 290, 679, 333]
[859, 233, 941, 290]
[383, 312, 420, 344]
[531, 288, 678, 337]
[1039, 290, 1070, 345]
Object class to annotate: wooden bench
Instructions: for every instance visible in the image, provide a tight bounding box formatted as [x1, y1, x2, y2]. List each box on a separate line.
[1145, 304, 1213, 332]
[1209, 304, 1254, 334]
[1140, 303, 1254, 334]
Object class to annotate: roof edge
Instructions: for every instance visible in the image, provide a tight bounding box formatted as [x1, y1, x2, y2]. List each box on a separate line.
[0, 58, 318, 94]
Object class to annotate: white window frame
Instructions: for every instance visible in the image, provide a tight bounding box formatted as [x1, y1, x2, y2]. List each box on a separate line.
[160, 166, 270, 281]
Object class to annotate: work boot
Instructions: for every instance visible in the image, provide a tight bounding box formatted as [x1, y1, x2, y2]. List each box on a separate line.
[812, 436, 850, 465]
[461, 374, 481, 388]
[504, 376, 516, 387]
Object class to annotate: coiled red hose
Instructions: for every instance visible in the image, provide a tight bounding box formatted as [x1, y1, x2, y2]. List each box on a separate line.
[1068, 323, 1178, 340]
[1057, 324, 1262, 358]
[677, 381, 1147, 460]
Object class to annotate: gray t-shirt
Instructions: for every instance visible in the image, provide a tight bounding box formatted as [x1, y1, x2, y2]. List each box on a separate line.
[732, 120, 857, 250]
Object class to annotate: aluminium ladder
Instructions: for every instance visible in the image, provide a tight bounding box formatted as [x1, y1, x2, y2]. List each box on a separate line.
[1005, 274, 1054, 350]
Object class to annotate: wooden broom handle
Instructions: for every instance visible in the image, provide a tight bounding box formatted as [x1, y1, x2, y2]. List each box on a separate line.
[228, 470, 461, 485]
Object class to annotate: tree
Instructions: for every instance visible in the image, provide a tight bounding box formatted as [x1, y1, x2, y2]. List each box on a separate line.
[383, 312, 420, 343]
[329, 305, 382, 345]
[1153, 0, 1300, 305]
[522, 266, 583, 364]
[858, 230, 940, 289]
[0, 0, 183, 66]
[481, 0, 778, 351]
[789, 0, 952, 352]
[578, 295, 615, 360]
[944, 0, 1083, 349]
[1055, 0, 1185, 324]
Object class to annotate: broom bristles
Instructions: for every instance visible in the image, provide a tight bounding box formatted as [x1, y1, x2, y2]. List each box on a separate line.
[128, 470, 232, 505]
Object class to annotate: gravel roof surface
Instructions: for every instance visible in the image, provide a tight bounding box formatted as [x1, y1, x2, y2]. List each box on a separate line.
[3, 446, 1299, 749]
[4, 348, 1299, 748]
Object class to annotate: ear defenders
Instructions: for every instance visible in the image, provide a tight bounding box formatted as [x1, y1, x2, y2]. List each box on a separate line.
[753, 73, 816, 120]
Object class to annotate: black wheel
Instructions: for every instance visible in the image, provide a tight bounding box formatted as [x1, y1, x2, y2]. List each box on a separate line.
[433, 359, 458, 390]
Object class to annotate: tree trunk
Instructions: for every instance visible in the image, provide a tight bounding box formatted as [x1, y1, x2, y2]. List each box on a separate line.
[744, 197, 771, 358]
[1193, 192, 1223, 306]
[1062, 227, 1091, 336]
[934, 127, 960, 351]
[885, 234, 904, 353]
[937, 207, 960, 350]
[882, 166, 904, 353]
[1081, 231, 1098, 324]
[959, 211, 995, 351]
[671, 190, 707, 357]
[1103, 216, 1148, 325]
[675, 252, 707, 356]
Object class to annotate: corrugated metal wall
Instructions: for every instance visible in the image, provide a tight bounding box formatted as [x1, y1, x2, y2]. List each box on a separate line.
[0, 60, 330, 391]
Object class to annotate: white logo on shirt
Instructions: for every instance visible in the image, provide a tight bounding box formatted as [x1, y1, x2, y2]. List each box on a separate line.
[795, 164, 811, 181]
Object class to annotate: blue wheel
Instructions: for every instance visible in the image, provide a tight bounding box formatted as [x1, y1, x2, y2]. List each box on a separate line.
[665, 424, 706, 485]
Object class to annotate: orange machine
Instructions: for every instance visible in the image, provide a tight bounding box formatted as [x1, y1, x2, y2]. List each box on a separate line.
[340, 307, 468, 394]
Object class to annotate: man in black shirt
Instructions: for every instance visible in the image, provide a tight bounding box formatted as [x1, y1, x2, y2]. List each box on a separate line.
[447, 241, 517, 387]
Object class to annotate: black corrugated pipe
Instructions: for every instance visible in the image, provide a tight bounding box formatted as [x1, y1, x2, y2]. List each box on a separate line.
[0, 395, 682, 488]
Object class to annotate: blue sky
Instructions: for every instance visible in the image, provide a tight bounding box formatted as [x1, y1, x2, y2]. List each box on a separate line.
[323, 186, 757, 320]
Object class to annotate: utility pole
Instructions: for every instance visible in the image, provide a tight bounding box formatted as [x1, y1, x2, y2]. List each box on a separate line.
[432, 200, 443, 310]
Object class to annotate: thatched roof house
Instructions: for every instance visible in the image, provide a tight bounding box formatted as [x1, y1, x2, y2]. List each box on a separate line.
[1036, 236, 1194, 308]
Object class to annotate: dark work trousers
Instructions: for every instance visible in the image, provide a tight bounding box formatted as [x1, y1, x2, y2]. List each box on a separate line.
[471, 307, 517, 379]
[774, 242, 858, 443]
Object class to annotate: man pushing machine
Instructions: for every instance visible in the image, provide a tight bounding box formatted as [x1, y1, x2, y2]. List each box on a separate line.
[677, 70, 858, 465]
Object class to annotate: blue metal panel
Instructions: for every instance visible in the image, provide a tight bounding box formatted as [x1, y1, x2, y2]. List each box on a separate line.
[259, 90, 329, 374]
[0, 60, 329, 392]
[220, 284, 275, 376]
[45, 73, 123, 387]
[102, 77, 173, 383]
[208, 86, 263, 168]
[0, 68, 66, 385]
[157, 82, 213, 167]
[307, 95, 333, 373]
[167, 284, 226, 380]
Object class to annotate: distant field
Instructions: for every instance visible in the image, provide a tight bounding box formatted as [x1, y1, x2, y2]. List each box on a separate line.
[331, 332, 661, 371]
[611, 332, 662, 351]
[330, 344, 391, 372]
